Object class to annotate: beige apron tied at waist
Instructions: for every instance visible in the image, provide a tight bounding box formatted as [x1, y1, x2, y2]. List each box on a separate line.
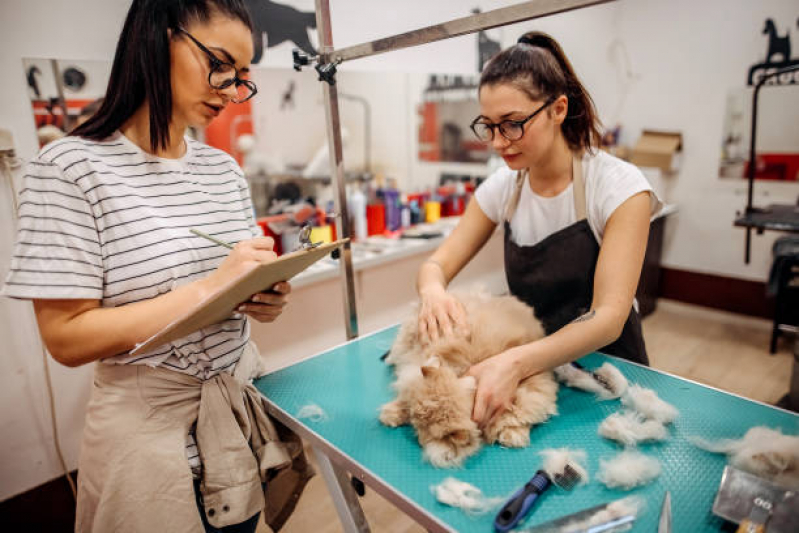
[504, 153, 586, 223]
[76, 344, 313, 533]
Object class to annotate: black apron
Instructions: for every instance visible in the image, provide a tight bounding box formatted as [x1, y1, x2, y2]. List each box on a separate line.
[503, 154, 649, 365]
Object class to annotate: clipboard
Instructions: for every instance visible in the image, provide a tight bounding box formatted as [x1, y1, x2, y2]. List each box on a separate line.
[130, 239, 348, 356]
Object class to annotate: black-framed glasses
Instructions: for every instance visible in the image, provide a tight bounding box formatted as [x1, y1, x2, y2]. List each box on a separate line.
[177, 28, 257, 104]
[470, 96, 557, 142]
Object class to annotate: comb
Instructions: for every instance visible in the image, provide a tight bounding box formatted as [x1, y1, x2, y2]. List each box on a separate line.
[551, 463, 582, 490]
[571, 361, 614, 392]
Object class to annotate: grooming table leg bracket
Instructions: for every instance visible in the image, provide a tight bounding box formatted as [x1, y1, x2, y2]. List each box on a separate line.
[312, 445, 371, 533]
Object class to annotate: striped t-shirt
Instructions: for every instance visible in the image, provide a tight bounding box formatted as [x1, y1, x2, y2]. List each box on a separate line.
[3, 131, 263, 475]
[2, 131, 262, 377]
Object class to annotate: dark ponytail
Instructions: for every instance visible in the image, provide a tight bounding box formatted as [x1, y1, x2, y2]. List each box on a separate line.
[71, 0, 253, 153]
[480, 31, 601, 152]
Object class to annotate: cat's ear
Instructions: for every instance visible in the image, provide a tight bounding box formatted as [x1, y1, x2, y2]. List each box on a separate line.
[420, 365, 440, 378]
[422, 356, 441, 368]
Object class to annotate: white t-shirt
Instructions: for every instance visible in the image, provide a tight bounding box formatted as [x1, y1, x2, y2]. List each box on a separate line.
[475, 150, 662, 246]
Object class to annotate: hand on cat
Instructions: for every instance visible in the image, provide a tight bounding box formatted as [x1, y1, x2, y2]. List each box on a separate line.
[417, 286, 470, 344]
[466, 349, 524, 428]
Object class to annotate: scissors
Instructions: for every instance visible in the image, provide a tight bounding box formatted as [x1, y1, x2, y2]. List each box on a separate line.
[658, 491, 672, 533]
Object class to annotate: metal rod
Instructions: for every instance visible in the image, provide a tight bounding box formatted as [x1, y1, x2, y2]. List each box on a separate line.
[743, 64, 799, 264]
[316, 0, 359, 340]
[746, 83, 760, 217]
[49, 59, 71, 132]
[320, 0, 614, 64]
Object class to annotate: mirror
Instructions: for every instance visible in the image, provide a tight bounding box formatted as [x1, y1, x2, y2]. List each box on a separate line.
[416, 74, 490, 164]
[23, 58, 110, 147]
[718, 85, 799, 182]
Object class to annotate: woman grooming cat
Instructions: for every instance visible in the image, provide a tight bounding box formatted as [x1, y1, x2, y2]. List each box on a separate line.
[416, 32, 661, 431]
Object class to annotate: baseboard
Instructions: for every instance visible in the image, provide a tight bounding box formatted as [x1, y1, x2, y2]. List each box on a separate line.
[0, 472, 76, 531]
[659, 267, 774, 319]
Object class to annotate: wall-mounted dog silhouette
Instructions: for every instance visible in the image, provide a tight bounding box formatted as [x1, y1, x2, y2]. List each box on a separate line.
[472, 8, 501, 71]
[763, 18, 791, 64]
[246, 0, 317, 64]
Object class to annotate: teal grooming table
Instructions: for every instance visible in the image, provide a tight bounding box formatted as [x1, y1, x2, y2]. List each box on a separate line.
[254, 325, 799, 532]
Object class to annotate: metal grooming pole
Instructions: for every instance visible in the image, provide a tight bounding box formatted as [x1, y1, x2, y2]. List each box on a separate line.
[303, 1, 615, 530]
[741, 63, 799, 264]
[308, 0, 614, 344]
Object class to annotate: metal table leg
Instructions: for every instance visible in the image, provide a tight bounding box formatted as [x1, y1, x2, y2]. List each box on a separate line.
[312, 445, 371, 533]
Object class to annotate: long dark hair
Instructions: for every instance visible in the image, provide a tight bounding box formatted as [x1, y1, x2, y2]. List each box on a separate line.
[71, 0, 253, 152]
[480, 31, 601, 152]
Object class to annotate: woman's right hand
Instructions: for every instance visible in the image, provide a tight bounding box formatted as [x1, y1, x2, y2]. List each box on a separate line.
[417, 286, 470, 345]
[203, 237, 278, 291]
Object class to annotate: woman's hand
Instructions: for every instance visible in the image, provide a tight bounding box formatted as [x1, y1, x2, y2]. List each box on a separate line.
[204, 237, 278, 290]
[417, 285, 470, 344]
[238, 281, 291, 323]
[466, 349, 524, 428]
[202, 237, 291, 323]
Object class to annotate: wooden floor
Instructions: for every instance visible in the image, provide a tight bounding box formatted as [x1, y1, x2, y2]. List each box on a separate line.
[261, 299, 795, 533]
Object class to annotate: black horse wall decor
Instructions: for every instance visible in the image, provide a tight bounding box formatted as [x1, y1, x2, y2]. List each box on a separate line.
[763, 18, 791, 64]
[747, 17, 799, 86]
[246, 0, 317, 64]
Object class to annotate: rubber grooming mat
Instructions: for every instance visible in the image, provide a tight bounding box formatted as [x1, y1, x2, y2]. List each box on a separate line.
[254, 325, 799, 532]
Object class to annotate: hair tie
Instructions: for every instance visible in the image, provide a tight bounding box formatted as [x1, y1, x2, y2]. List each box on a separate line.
[517, 36, 536, 46]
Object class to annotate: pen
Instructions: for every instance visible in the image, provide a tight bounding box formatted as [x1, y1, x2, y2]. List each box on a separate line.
[190, 228, 233, 249]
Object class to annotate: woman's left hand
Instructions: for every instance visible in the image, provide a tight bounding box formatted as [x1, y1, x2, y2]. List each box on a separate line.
[465, 349, 523, 429]
[237, 281, 291, 323]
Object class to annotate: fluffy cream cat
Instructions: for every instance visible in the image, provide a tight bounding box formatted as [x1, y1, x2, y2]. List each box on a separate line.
[380, 290, 558, 467]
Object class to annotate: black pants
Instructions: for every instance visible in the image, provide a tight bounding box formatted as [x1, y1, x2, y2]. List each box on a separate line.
[193, 479, 261, 533]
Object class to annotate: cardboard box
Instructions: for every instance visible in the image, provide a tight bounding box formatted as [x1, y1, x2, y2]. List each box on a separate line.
[630, 130, 682, 173]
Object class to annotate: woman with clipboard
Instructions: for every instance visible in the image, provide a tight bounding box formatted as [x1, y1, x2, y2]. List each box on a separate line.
[2, 1, 312, 531]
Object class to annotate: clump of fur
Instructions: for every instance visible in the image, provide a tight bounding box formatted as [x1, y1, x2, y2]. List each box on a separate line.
[431, 477, 506, 514]
[598, 411, 669, 446]
[380, 289, 558, 467]
[689, 426, 799, 489]
[621, 385, 678, 424]
[554, 362, 629, 399]
[597, 450, 661, 490]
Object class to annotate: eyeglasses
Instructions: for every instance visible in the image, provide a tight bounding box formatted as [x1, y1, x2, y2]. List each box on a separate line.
[470, 96, 557, 142]
[177, 28, 257, 104]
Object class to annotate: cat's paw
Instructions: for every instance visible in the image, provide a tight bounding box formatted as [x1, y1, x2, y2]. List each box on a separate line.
[423, 440, 462, 468]
[379, 400, 407, 427]
[496, 426, 531, 448]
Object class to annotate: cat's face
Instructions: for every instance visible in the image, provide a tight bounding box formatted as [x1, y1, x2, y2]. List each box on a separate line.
[407, 364, 481, 467]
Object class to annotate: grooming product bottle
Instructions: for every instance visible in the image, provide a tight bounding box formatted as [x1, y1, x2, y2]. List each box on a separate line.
[348, 184, 368, 240]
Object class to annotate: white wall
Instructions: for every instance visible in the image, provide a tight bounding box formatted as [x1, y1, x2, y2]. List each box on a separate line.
[0, 0, 131, 501]
[1, 0, 797, 500]
[611, 0, 799, 280]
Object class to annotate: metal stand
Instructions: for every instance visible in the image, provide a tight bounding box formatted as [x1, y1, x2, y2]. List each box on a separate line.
[312, 445, 371, 533]
[742, 63, 799, 264]
[302, 0, 614, 343]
